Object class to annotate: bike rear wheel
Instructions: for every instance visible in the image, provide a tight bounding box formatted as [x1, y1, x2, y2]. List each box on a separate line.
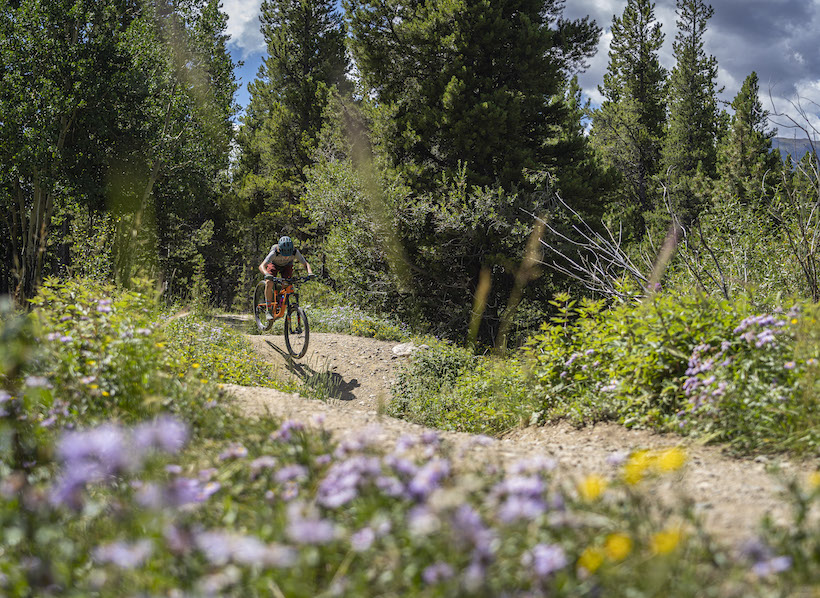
[253, 281, 273, 332]
[284, 306, 309, 358]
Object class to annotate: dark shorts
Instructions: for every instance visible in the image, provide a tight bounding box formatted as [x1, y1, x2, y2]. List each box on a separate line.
[265, 263, 293, 279]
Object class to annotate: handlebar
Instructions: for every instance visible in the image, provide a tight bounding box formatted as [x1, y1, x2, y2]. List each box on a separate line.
[263, 274, 316, 284]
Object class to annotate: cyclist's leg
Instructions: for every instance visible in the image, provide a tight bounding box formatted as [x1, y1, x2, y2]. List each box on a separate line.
[265, 264, 277, 307]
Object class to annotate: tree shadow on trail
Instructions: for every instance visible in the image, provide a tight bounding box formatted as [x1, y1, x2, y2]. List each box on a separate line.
[264, 340, 360, 401]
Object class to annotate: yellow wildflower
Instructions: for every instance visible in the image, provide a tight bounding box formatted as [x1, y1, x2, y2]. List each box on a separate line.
[89, 384, 99, 390]
[791, 318, 799, 325]
[192, 363, 200, 369]
[578, 475, 607, 501]
[86, 360, 97, 366]
[578, 547, 605, 573]
[655, 447, 687, 472]
[623, 450, 652, 485]
[809, 472, 820, 490]
[604, 533, 632, 561]
[651, 527, 683, 555]
[102, 391, 110, 397]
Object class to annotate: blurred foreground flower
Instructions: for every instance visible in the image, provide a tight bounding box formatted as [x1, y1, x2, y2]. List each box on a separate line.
[651, 526, 684, 555]
[577, 546, 605, 573]
[604, 533, 632, 561]
[577, 474, 607, 501]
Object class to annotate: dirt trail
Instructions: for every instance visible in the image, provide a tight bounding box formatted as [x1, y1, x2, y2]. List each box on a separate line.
[223, 324, 817, 544]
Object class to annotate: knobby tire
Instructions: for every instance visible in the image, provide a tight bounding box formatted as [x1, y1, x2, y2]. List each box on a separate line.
[253, 281, 272, 332]
[284, 306, 309, 358]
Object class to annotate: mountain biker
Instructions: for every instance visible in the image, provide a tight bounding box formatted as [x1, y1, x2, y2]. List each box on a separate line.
[258, 236, 313, 320]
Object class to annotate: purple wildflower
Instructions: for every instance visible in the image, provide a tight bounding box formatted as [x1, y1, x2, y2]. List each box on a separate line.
[606, 451, 629, 467]
[198, 467, 217, 481]
[752, 556, 792, 577]
[384, 454, 418, 478]
[350, 527, 376, 552]
[196, 530, 296, 567]
[275, 464, 308, 484]
[375, 475, 404, 497]
[250, 455, 277, 478]
[218, 443, 248, 461]
[46, 332, 60, 341]
[394, 434, 418, 454]
[452, 504, 496, 561]
[285, 503, 337, 545]
[497, 495, 547, 523]
[408, 458, 450, 500]
[24, 376, 51, 389]
[56, 423, 135, 476]
[524, 543, 567, 578]
[133, 416, 188, 454]
[93, 539, 153, 569]
[408, 505, 440, 536]
[59, 335, 73, 343]
[422, 562, 454, 585]
[271, 419, 305, 442]
[317, 455, 382, 508]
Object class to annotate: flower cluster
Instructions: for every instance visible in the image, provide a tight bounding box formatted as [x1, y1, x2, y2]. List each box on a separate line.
[50, 417, 188, 510]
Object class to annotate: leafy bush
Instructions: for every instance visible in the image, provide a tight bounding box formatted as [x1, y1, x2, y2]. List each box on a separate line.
[679, 306, 820, 453]
[526, 289, 819, 454]
[440, 358, 536, 435]
[526, 291, 749, 429]
[387, 342, 475, 426]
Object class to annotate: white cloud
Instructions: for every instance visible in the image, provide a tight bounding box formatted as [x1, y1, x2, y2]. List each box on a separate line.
[223, 0, 266, 58]
[767, 79, 820, 138]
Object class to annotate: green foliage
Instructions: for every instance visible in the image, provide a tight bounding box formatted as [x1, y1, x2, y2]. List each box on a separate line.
[715, 72, 780, 206]
[680, 306, 820, 453]
[387, 343, 476, 426]
[345, 0, 600, 191]
[440, 358, 535, 435]
[591, 0, 666, 218]
[163, 317, 279, 388]
[662, 0, 721, 182]
[526, 289, 820, 454]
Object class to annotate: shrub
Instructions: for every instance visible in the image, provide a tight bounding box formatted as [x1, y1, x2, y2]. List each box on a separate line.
[387, 342, 475, 426]
[526, 289, 819, 455]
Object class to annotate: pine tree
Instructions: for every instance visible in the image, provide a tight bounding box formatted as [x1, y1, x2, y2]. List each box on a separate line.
[345, 0, 600, 191]
[662, 0, 721, 180]
[590, 0, 666, 218]
[236, 0, 348, 207]
[716, 72, 779, 204]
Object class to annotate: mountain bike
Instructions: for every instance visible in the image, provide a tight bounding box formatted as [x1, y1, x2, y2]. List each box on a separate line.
[252, 275, 312, 359]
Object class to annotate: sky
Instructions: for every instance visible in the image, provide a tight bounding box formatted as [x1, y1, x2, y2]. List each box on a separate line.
[223, 0, 820, 137]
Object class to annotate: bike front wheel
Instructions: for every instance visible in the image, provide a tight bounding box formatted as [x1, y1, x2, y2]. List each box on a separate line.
[284, 306, 309, 358]
[253, 281, 273, 332]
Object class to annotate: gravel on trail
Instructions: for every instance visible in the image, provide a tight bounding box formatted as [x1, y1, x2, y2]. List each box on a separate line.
[224, 329, 817, 544]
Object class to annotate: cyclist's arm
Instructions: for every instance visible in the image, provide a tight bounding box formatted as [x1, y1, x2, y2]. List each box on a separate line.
[259, 247, 277, 275]
[295, 250, 313, 276]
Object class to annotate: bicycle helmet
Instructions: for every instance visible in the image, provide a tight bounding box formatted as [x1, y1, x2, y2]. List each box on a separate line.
[278, 236, 294, 256]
